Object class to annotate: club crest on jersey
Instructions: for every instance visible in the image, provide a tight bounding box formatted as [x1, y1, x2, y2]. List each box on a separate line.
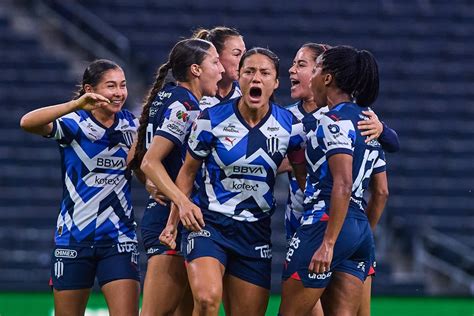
[122, 131, 134, 147]
[266, 136, 279, 155]
[54, 259, 64, 278]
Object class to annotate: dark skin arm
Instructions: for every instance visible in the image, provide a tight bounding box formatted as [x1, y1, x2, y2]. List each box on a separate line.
[308, 153, 353, 274]
[365, 171, 389, 231]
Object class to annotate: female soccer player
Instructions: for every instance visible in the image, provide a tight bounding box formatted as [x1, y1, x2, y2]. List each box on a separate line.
[283, 43, 399, 315]
[129, 38, 224, 316]
[194, 26, 246, 109]
[280, 45, 389, 315]
[20, 59, 140, 316]
[159, 47, 307, 316]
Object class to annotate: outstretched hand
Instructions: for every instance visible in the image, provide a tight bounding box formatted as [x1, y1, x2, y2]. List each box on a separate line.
[358, 110, 383, 143]
[74, 93, 110, 111]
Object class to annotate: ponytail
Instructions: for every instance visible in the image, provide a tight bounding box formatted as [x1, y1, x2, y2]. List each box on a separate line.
[321, 46, 379, 107]
[193, 28, 211, 40]
[129, 62, 171, 171]
[352, 50, 379, 107]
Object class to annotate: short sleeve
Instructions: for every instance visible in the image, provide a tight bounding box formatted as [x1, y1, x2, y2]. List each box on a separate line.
[47, 114, 79, 145]
[154, 100, 200, 146]
[187, 109, 213, 159]
[372, 149, 387, 174]
[317, 114, 356, 158]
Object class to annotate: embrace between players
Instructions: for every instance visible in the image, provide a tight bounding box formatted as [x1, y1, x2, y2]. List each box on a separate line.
[21, 26, 399, 316]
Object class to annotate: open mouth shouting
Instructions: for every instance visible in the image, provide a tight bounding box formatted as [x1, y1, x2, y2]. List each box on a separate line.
[290, 78, 301, 91]
[249, 86, 263, 103]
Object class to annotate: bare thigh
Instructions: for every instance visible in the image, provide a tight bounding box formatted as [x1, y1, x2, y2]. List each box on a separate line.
[320, 271, 364, 316]
[102, 279, 140, 316]
[310, 300, 324, 316]
[141, 255, 189, 316]
[223, 274, 269, 316]
[53, 288, 91, 316]
[280, 278, 325, 316]
[357, 275, 372, 316]
[187, 257, 225, 316]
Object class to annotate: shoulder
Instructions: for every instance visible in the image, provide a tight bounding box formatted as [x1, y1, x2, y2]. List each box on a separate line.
[157, 85, 200, 111]
[207, 98, 235, 116]
[272, 102, 299, 122]
[117, 109, 136, 120]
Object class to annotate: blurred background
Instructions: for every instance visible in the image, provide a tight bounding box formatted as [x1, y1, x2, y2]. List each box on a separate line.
[0, 0, 473, 314]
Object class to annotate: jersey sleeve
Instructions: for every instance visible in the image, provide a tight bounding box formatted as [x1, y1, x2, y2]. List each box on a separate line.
[187, 109, 213, 160]
[48, 113, 80, 145]
[287, 113, 306, 153]
[372, 149, 387, 174]
[378, 122, 400, 153]
[317, 114, 356, 158]
[154, 100, 200, 146]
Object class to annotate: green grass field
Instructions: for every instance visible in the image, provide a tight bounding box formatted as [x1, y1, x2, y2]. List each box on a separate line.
[0, 293, 472, 316]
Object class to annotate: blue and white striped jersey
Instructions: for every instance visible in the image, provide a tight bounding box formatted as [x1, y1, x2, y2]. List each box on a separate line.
[188, 98, 306, 222]
[199, 81, 241, 110]
[49, 109, 138, 246]
[285, 101, 326, 234]
[145, 83, 201, 181]
[302, 102, 386, 225]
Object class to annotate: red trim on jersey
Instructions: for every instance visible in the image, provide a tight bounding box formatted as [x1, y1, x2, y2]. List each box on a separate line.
[164, 250, 178, 255]
[290, 272, 301, 281]
[368, 266, 376, 276]
[320, 213, 329, 221]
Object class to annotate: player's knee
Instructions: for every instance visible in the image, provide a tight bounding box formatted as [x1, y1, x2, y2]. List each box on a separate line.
[193, 288, 221, 312]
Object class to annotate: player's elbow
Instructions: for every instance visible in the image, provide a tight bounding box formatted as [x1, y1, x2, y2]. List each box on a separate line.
[374, 187, 389, 201]
[333, 178, 352, 197]
[19, 114, 34, 132]
[140, 154, 153, 176]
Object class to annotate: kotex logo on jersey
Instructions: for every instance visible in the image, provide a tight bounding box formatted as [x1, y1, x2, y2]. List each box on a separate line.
[85, 174, 122, 187]
[54, 249, 77, 258]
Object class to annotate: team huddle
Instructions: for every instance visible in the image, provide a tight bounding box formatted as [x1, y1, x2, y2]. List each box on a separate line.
[20, 26, 399, 316]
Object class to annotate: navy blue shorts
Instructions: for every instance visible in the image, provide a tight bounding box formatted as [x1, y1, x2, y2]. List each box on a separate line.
[50, 243, 140, 290]
[141, 200, 183, 258]
[181, 212, 272, 289]
[283, 216, 374, 288]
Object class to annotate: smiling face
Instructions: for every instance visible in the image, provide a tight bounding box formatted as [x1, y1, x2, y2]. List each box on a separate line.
[85, 68, 127, 114]
[219, 36, 246, 82]
[289, 47, 317, 101]
[198, 45, 225, 97]
[238, 53, 279, 112]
